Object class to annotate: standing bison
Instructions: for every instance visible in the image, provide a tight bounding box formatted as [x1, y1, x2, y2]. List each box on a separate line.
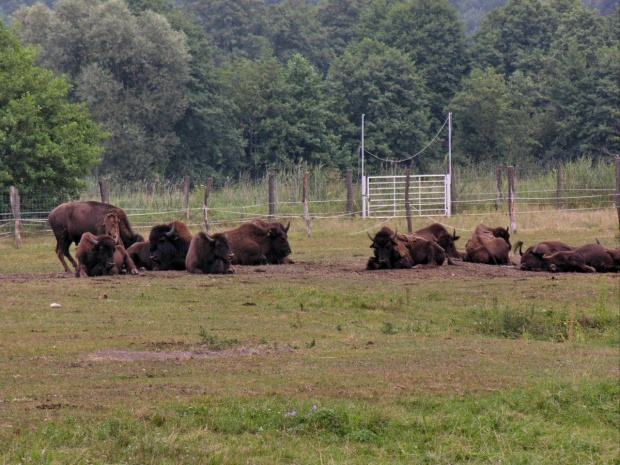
[148, 220, 193, 271]
[186, 232, 235, 274]
[225, 220, 292, 265]
[49, 201, 144, 272]
[367, 227, 449, 270]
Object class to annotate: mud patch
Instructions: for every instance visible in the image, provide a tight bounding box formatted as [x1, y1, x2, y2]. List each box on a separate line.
[84, 346, 293, 362]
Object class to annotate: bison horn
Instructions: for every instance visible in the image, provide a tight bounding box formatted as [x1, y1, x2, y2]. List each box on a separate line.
[532, 242, 540, 254]
[367, 231, 375, 242]
[84, 233, 99, 246]
[390, 230, 398, 240]
[596, 238, 601, 245]
[204, 233, 214, 243]
[284, 221, 290, 233]
[166, 222, 176, 237]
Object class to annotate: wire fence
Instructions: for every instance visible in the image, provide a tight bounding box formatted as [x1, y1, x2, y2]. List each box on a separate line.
[1, 178, 617, 239]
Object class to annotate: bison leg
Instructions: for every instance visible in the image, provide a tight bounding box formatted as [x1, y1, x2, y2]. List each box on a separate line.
[56, 237, 78, 272]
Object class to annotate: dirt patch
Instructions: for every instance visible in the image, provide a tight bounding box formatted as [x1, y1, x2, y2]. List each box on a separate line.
[84, 346, 293, 362]
[0, 257, 615, 285]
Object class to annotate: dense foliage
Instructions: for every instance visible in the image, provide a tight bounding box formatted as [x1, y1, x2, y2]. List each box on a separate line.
[2, 0, 618, 189]
[0, 20, 106, 198]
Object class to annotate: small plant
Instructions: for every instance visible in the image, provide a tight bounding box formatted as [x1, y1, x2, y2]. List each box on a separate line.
[198, 327, 238, 350]
[381, 322, 397, 335]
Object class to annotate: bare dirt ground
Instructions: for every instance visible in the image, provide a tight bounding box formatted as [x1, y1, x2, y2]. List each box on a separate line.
[0, 257, 612, 284]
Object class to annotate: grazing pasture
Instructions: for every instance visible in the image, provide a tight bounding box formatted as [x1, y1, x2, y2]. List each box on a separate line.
[0, 210, 618, 464]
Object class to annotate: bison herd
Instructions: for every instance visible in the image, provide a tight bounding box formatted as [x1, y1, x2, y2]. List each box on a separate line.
[367, 223, 620, 273]
[48, 201, 292, 277]
[48, 201, 619, 277]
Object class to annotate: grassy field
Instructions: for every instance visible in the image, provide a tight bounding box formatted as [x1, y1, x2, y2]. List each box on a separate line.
[0, 210, 618, 464]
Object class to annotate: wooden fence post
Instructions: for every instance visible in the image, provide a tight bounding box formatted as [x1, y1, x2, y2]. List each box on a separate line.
[203, 177, 213, 233]
[10, 186, 21, 248]
[556, 164, 563, 209]
[184, 176, 191, 222]
[615, 156, 620, 230]
[508, 166, 517, 234]
[303, 172, 311, 237]
[405, 168, 412, 233]
[268, 173, 275, 219]
[99, 178, 110, 204]
[495, 165, 503, 210]
[346, 169, 354, 217]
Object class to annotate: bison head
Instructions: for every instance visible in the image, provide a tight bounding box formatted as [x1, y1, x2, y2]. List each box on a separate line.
[102, 213, 121, 244]
[368, 227, 398, 267]
[86, 234, 117, 275]
[496, 226, 511, 248]
[207, 233, 235, 263]
[263, 226, 292, 263]
[148, 221, 191, 270]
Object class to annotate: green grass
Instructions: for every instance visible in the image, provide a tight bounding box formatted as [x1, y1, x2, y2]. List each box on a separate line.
[0, 213, 619, 463]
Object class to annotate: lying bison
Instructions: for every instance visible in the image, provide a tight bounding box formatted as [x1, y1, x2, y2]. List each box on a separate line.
[367, 227, 449, 270]
[49, 201, 144, 272]
[225, 220, 292, 265]
[514, 241, 574, 271]
[465, 232, 511, 265]
[574, 243, 620, 272]
[514, 241, 594, 272]
[474, 224, 511, 248]
[76, 233, 138, 277]
[126, 241, 156, 271]
[415, 223, 463, 260]
[186, 232, 235, 274]
[148, 220, 193, 271]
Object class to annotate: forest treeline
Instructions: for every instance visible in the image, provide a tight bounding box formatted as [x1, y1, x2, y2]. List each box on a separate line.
[0, 0, 618, 198]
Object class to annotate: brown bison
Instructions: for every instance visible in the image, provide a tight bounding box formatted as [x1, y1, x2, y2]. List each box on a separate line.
[49, 201, 144, 272]
[574, 243, 620, 272]
[225, 221, 292, 265]
[76, 233, 138, 277]
[186, 232, 235, 274]
[366, 227, 449, 270]
[126, 241, 156, 271]
[415, 223, 463, 260]
[111, 245, 139, 276]
[148, 220, 193, 271]
[474, 224, 511, 248]
[465, 232, 511, 265]
[75, 233, 117, 277]
[514, 241, 575, 271]
[515, 241, 594, 272]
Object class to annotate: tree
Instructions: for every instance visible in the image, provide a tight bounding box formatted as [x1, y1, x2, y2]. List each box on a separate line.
[326, 39, 433, 172]
[222, 53, 343, 171]
[181, 0, 270, 63]
[470, 0, 557, 77]
[268, 0, 332, 73]
[315, 0, 370, 59]
[367, 0, 469, 123]
[14, 0, 191, 181]
[448, 68, 514, 164]
[0, 21, 105, 199]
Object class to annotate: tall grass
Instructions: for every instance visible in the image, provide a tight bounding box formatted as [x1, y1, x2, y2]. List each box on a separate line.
[1, 157, 616, 236]
[455, 157, 617, 213]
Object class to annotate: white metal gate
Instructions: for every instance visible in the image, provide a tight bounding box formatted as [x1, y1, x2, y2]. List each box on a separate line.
[363, 174, 451, 218]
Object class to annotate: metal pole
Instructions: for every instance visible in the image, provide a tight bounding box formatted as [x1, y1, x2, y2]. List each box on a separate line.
[361, 114, 366, 218]
[448, 112, 452, 177]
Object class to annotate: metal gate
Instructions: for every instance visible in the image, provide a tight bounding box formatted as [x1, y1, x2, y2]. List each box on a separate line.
[363, 174, 451, 218]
